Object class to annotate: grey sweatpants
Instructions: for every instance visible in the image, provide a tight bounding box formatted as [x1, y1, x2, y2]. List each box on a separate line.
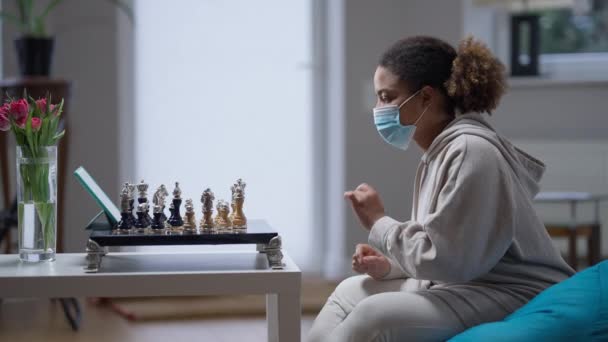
[308, 275, 517, 342]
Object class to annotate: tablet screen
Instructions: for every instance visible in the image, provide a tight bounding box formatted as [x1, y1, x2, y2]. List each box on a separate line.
[73, 166, 121, 224]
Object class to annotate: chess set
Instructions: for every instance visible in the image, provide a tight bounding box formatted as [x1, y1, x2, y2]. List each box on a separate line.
[116, 179, 248, 234]
[74, 167, 283, 273]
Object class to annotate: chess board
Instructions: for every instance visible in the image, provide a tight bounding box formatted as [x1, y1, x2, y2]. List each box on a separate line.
[88, 219, 278, 247]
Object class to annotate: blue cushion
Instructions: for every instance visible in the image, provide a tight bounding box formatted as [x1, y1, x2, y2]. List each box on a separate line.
[449, 260, 608, 341]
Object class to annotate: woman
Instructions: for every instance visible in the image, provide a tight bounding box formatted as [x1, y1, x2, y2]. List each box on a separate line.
[308, 36, 575, 342]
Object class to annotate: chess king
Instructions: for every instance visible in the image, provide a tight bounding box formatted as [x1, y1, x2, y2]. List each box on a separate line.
[200, 188, 215, 230]
[230, 179, 247, 229]
[214, 200, 232, 229]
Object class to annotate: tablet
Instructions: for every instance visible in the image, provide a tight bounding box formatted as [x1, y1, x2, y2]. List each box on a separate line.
[73, 166, 121, 224]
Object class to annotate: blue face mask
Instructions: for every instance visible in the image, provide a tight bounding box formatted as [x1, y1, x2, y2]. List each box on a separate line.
[373, 90, 429, 151]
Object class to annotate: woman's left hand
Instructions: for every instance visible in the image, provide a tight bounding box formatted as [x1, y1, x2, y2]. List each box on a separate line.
[344, 183, 385, 231]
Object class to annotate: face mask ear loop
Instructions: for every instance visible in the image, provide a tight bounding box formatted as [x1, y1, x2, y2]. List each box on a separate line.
[398, 89, 421, 109]
[414, 103, 431, 127]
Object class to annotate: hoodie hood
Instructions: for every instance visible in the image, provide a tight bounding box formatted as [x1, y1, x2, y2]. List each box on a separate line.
[422, 114, 545, 198]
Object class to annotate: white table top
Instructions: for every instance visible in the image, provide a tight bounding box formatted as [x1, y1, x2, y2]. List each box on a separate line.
[0, 252, 301, 298]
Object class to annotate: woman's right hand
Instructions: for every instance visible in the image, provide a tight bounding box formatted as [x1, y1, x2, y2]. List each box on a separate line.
[352, 243, 391, 280]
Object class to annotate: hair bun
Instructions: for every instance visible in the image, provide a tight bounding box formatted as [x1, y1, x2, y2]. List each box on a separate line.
[445, 36, 507, 115]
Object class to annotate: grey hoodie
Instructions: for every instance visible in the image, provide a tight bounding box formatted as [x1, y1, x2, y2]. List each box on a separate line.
[369, 113, 575, 319]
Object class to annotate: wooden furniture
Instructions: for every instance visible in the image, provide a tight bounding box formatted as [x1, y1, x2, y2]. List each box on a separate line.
[535, 192, 606, 270]
[0, 78, 72, 253]
[0, 251, 302, 342]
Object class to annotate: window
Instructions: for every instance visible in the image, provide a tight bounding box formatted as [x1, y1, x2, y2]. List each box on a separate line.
[539, 0, 608, 54]
[465, 0, 608, 80]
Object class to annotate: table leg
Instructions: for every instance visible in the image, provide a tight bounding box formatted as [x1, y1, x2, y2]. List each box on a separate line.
[568, 230, 577, 270]
[266, 291, 301, 342]
[589, 224, 601, 266]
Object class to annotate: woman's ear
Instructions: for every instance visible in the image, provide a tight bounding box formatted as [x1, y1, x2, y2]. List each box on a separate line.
[420, 85, 435, 107]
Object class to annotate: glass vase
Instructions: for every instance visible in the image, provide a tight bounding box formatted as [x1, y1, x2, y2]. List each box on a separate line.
[16, 146, 57, 262]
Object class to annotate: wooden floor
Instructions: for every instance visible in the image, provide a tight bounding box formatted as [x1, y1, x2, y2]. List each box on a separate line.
[0, 298, 315, 342]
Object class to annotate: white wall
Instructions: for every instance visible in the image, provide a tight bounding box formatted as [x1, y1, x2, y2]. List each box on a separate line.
[134, 0, 316, 271]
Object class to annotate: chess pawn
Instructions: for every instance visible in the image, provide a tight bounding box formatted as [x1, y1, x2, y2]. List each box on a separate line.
[133, 203, 150, 233]
[214, 200, 232, 229]
[151, 205, 165, 231]
[182, 199, 197, 233]
[200, 188, 215, 230]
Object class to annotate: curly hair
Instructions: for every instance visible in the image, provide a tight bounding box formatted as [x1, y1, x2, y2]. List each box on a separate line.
[379, 35, 506, 115]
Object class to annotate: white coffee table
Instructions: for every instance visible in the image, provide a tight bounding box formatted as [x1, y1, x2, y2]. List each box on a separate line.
[0, 251, 302, 342]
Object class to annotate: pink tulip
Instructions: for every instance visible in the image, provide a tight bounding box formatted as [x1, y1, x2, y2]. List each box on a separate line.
[0, 107, 11, 132]
[31, 117, 42, 132]
[36, 98, 47, 113]
[9, 99, 29, 128]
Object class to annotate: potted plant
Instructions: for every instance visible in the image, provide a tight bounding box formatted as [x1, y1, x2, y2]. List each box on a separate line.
[0, 0, 133, 77]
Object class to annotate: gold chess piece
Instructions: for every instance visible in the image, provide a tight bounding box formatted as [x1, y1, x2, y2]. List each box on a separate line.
[182, 199, 197, 233]
[230, 180, 247, 229]
[200, 188, 215, 230]
[214, 200, 232, 229]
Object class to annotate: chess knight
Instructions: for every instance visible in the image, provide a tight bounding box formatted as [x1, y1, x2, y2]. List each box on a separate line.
[200, 188, 215, 230]
[230, 179, 247, 229]
[214, 200, 232, 229]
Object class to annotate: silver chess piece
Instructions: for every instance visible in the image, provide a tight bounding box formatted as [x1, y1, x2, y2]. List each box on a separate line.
[173, 182, 182, 199]
[137, 180, 152, 225]
[153, 184, 169, 224]
[182, 199, 197, 233]
[214, 199, 232, 229]
[200, 188, 215, 230]
[137, 180, 149, 199]
[134, 202, 150, 233]
[153, 184, 169, 207]
[117, 184, 132, 231]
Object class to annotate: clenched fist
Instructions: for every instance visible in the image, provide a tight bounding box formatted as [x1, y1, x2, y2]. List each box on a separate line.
[345, 183, 385, 231]
[352, 244, 390, 280]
